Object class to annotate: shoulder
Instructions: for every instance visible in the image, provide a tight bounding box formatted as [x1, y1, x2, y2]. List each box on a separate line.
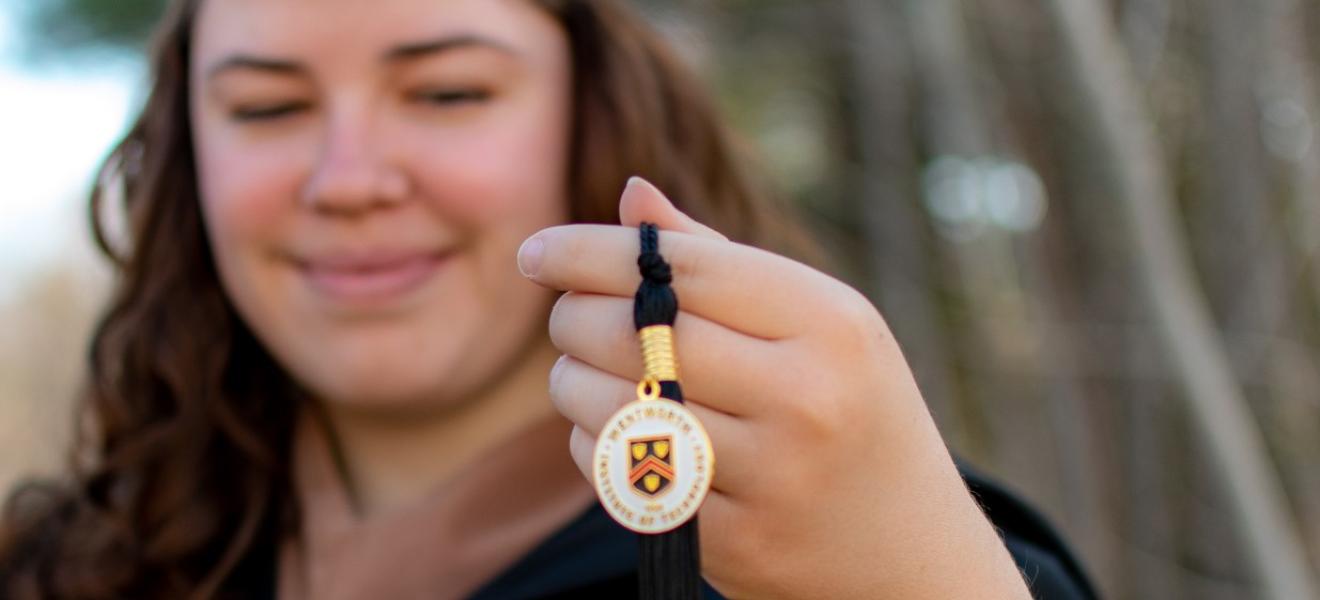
[956, 459, 1100, 600]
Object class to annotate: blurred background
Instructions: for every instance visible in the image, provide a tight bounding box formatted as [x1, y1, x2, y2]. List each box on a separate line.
[3, 0, 1320, 598]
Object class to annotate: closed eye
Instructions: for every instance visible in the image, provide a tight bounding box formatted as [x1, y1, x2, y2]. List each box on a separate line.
[412, 88, 491, 106]
[230, 101, 312, 122]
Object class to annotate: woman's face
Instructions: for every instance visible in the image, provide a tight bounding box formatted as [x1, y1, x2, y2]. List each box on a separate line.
[189, 0, 571, 408]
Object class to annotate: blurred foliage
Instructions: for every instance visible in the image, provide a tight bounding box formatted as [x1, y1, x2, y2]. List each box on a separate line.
[10, 0, 1320, 598]
[14, 0, 165, 61]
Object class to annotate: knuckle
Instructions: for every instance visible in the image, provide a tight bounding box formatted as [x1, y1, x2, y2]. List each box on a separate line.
[841, 285, 885, 330]
[790, 392, 850, 440]
[758, 351, 852, 439]
[828, 285, 890, 354]
[770, 359, 853, 440]
[558, 228, 590, 269]
[668, 237, 706, 284]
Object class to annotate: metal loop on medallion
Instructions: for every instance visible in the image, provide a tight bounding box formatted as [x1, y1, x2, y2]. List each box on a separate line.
[637, 375, 662, 401]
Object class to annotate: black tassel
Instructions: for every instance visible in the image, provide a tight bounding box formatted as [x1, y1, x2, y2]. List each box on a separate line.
[634, 223, 703, 600]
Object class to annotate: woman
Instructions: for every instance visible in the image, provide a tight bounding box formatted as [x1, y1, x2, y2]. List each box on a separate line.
[1, 0, 1094, 598]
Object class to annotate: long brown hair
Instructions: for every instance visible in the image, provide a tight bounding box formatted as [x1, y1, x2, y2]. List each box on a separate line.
[0, 1, 818, 598]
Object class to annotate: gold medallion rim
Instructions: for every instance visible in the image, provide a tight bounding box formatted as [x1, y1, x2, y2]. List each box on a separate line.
[591, 399, 715, 534]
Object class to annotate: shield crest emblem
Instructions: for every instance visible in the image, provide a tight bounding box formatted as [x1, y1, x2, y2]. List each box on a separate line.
[627, 435, 675, 497]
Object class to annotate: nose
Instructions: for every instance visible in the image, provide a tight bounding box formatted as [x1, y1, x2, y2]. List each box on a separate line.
[300, 111, 410, 215]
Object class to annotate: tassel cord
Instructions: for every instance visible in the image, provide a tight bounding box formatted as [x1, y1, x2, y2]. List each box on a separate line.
[634, 223, 702, 600]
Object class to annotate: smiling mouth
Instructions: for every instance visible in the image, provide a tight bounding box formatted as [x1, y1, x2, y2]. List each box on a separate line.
[296, 250, 453, 304]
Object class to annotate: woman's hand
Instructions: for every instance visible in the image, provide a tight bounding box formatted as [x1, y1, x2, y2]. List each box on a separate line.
[518, 178, 1031, 599]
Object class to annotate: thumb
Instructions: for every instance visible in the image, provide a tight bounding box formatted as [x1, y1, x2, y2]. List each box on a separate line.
[618, 176, 728, 242]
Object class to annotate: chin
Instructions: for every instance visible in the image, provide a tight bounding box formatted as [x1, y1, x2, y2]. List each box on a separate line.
[274, 319, 477, 410]
[264, 290, 552, 414]
[308, 369, 467, 413]
[280, 339, 471, 411]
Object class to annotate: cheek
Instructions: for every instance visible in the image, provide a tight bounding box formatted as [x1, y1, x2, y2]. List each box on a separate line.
[193, 122, 317, 356]
[400, 104, 571, 228]
[195, 126, 310, 254]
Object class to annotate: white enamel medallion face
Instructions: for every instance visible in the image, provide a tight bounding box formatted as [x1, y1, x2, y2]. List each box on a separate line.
[593, 399, 714, 534]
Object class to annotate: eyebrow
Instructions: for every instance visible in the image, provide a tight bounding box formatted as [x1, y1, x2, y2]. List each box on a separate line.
[385, 33, 518, 62]
[204, 33, 519, 81]
[205, 56, 303, 81]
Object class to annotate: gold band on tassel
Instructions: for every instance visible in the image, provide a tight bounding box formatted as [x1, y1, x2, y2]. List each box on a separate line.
[638, 325, 680, 382]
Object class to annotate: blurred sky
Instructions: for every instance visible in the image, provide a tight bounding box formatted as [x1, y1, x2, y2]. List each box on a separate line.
[0, 4, 138, 301]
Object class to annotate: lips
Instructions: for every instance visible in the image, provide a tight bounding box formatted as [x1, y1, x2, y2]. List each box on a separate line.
[296, 249, 452, 304]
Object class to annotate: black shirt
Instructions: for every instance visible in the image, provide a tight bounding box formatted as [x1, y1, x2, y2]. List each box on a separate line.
[466, 461, 1098, 600]
[235, 461, 1095, 599]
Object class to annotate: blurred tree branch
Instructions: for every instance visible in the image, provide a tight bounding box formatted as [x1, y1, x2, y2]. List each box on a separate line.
[1040, 0, 1319, 597]
[10, 1, 1320, 597]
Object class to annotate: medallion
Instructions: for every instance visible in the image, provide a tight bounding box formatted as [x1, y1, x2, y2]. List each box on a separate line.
[593, 380, 714, 534]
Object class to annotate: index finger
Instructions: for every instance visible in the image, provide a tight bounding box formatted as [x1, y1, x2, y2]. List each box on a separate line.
[517, 224, 843, 339]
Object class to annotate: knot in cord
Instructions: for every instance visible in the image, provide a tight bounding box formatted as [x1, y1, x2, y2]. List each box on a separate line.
[634, 222, 679, 329]
[638, 252, 673, 285]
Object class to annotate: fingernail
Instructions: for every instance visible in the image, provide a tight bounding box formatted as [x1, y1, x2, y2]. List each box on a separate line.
[626, 176, 676, 210]
[626, 175, 658, 196]
[517, 236, 544, 278]
[549, 354, 567, 387]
